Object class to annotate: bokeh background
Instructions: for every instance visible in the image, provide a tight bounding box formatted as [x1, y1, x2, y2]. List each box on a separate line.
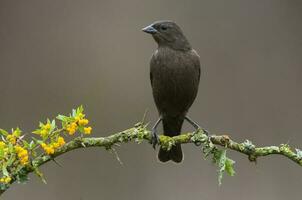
[1, 0, 302, 199]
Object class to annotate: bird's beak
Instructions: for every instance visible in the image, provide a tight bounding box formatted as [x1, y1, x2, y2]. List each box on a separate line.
[142, 25, 157, 34]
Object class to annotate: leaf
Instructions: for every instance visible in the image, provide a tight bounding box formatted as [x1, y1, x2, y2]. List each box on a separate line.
[51, 120, 56, 130]
[72, 109, 76, 117]
[29, 140, 35, 149]
[23, 140, 30, 149]
[0, 148, 4, 158]
[56, 115, 67, 122]
[32, 129, 41, 134]
[78, 126, 84, 133]
[76, 105, 84, 114]
[33, 167, 47, 184]
[0, 129, 9, 136]
[0, 183, 9, 190]
[31, 137, 42, 144]
[2, 165, 9, 177]
[13, 127, 22, 137]
[16, 169, 29, 184]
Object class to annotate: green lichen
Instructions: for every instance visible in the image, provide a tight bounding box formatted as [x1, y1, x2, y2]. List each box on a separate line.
[280, 144, 293, 154]
[159, 135, 175, 151]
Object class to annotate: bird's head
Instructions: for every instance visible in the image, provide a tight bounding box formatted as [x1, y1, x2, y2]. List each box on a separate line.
[142, 20, 191, 51]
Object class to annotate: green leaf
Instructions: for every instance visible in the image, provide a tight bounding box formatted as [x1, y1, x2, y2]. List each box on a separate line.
[33, 167, 47, 184]
[16, 169, 29, 184]
[78, 126, 84, 133]
[31, 137, 42, 144]
[32, 129, 41, 134]
[56, 115, 68, 122]
[0, 183, 9, 190]
[39, 121, 44, 127]
[23, 140, 30, 149]
[72, 109, 76, 117]
[2, 165, 9, 177]
[0, 129, 9, 136]
[12, 127, 22, 137]
[76, 105, 84, 114]
[51, 120, 56, 130]
[0, 148, 4, 158]
[7, 153, 16, 166]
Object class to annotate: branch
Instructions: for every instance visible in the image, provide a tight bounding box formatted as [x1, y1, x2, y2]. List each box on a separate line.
[1, 122, 302, 195]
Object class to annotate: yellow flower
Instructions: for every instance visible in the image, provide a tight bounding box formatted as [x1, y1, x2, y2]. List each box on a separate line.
[44, 123, 51, 130]
[50, 136, 66, 150]
[4, 177, 11, 183]
[66, 122, 77, 135]
[0, 141, 6, 149]
[18, 150, 27, 158]
[20, 157, 29, 165]
[16, 147, 29, 165]
[66, 127, 76, 135]
[0, 176, 11, 184]
[78, 119, 89, 126]
[84, 127, 92, 134]
[75, 116, 81, 122]
[15, 145, 23, 153]
[41, 143, 55, 155]
[40, 129, 48, 137]
[57, 136, 65, 146]
[71, 122, 77, 129]
[52, 142, 60, 149]
[41, 143, 47, 148]
[6, 135, 16, 144]
[46, 146, 55, 155]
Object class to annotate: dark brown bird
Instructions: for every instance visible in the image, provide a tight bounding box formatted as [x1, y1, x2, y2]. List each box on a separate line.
[142, 20, 202, 163]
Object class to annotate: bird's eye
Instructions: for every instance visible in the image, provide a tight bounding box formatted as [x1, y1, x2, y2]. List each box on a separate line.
[160, 25, 168, 31]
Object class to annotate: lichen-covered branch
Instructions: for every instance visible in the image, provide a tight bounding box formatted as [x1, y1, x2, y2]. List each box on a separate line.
[1, 122, 302, 195]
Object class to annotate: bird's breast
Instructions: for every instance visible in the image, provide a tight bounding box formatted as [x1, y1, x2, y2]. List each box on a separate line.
[150, 47, 200, 116]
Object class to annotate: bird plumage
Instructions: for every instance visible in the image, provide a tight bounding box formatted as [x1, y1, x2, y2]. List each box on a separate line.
[143, 21, 201, 163]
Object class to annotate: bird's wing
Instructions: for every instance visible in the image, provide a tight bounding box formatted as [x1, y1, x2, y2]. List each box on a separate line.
[191, 49, 201, 83]
[149, 50, 158, 87]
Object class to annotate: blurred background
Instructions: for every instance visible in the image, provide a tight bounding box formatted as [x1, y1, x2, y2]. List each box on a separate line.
[0, 0, 302, 199]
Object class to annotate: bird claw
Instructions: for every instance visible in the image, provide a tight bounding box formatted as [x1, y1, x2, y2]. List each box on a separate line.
[151, 129, 159, 149]
[202, 128, 209, 136]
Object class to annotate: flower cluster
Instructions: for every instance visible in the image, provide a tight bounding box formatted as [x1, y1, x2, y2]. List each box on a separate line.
[40, 123, 52, 138]
[5, 128, 21, 145]
[66, 122, 78, 135]
[57, 106, 92, 136]
[0, 106, 92, 187]
[40, 136, 65, 155]
[0, 176, 11, 184]
[15, 146, 29, 165]
[33, 120, 55, 139]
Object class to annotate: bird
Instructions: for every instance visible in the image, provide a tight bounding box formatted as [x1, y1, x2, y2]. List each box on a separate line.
[142, 20, 203, 163]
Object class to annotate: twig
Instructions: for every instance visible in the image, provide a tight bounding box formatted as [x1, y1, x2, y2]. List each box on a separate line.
[1, 123, 301, 195]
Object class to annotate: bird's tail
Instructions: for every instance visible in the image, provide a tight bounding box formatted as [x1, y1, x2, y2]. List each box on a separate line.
[158, 117, 184, 163]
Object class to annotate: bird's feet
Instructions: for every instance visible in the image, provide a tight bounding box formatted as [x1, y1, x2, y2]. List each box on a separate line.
[151, 128, 159, 149]
[199, 128, 209, 136]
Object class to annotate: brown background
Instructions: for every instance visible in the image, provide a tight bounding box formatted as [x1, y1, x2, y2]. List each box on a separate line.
[1, 0, 302, 199]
